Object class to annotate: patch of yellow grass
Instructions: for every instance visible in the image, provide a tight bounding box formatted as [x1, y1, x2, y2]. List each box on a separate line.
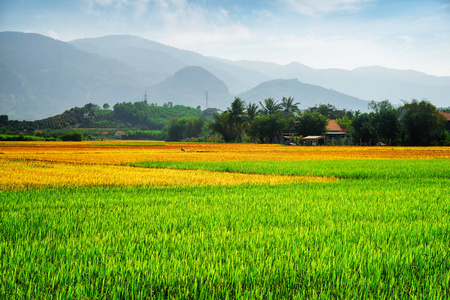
[0, 160, 333, 190]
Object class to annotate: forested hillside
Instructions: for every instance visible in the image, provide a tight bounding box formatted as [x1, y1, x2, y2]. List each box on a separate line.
[0, 101, 216, 141]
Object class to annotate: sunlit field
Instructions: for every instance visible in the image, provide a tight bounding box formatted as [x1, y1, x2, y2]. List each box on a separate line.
[1, 141, 449, 298]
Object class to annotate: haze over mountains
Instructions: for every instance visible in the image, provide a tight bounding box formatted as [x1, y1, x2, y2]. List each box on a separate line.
[1, 31, 449, 121]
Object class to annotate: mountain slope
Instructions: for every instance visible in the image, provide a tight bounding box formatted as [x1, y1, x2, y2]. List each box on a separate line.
[148, 66, 232, 109]
[239, 79, 370, 111]
[70, 35, 269, 94]
[0, 32, 147, 120]
[231, 60, 450, 107]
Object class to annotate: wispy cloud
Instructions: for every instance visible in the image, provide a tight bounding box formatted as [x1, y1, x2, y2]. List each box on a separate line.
[145, 0, 252, 51]
[282, 0, 375, 16]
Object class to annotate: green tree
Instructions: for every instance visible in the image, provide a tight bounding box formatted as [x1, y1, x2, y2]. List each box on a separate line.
[336, 115, 352, 130]
[308, 104, 352, 120]
[246, 103, 259, 122]
[103, 103, 110, 110]
[167, 117, 208, 141]
[351, 113, 378, 145]
[259, 98, 282, 115]
[369, 100, 400, 145]
[227, 97, 248, 142]
[167, 118, 184, 141]
[0, 115, 8, 126]
[202, 108, 221, 119]
[209, 111, 234, 142]
[281, 97, 300, 117]
[295, 112, 328, 137]
[399, 99, 446, 146]
[249, 113, 292, 143]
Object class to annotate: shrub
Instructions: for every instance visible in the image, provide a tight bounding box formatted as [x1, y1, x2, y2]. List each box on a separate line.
[60, 132, 83, 141]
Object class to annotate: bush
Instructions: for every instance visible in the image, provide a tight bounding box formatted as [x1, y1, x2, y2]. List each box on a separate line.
[60, 132, 83, 141]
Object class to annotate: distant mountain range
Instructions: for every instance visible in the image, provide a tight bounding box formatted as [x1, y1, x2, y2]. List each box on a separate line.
[239, 79, 370, 111]
[1, 31, 449, 120]
[228, 60, 450, 107]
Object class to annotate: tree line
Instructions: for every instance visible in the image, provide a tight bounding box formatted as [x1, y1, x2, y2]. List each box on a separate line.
[1, 98, 448, 145]
[199, 97, 449, 146]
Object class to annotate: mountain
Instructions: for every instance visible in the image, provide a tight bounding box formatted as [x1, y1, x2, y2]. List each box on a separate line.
[70, 35, 268, 94]
[2, 31, 448, 121]
[230, 60, 450, 107]
[147, 66, 232, 110]
[0, 32, 147, 120]
[239, 79, 370, 111]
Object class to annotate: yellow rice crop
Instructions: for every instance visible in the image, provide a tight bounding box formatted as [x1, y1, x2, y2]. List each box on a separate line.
[1, 141, 449, 190]
[1, 141, 449, 165]
[0, 160, 332, 190]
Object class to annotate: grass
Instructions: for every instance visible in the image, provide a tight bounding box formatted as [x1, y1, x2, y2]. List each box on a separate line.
[1, 144, 450, 298]
[128, 158, 450, 179]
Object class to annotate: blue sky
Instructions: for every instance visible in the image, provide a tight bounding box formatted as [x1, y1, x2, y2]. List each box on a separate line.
[1, 0, 449, 76]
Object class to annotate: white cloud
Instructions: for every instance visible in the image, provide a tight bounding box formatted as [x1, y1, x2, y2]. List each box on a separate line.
[133, 0, 150, 17]
[282, 0, 374, 16]
[47, 30, 61, 40]
[91, 0, 128, 7]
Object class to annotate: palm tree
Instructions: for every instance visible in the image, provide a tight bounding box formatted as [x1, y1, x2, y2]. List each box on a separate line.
[281, 96, 300, 117]
[259, 98, 282, 115]
[227, 97, 248, 142]
[228, 97, 246, 121]
[247, 102, 259, 121]
[209, 111, 233, 142]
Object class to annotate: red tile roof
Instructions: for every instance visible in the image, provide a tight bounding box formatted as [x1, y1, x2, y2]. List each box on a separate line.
[440, 112, 450, 121]
[326, 119, 344, 132]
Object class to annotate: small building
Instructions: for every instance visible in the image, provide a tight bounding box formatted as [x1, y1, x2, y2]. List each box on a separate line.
[282, 131, 296, 143]
[325, 120, 348, 144]
[301, 135, 325, 146]
[115, 131, 127, 139]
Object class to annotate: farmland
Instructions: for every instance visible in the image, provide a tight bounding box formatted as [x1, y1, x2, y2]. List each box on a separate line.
[1, 142, 450, 298]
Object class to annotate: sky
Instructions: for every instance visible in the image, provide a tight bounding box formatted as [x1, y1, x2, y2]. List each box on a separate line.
[1, 0, 450, 76]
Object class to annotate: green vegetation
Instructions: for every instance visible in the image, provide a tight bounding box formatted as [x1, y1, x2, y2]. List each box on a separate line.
[209, 98, 449, 146]
[0, 134, 55, 141]
[1, 159, 449, 298]
[113, 101, 203, 130]
[0, 102, 212, 141]
[60, 132, 83, 141]
[1, 98, 448, 145]
[167, 117, 209, 142]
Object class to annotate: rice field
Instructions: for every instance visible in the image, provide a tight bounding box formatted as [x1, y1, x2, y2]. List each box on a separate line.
[1, 141, 450, 299]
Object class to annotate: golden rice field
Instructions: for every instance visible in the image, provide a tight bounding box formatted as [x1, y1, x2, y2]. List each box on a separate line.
[1, 141, 449, 189]
[1, 141, 450, 165]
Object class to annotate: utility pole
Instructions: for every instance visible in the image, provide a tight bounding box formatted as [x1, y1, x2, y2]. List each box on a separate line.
[206, 90, 208, 109]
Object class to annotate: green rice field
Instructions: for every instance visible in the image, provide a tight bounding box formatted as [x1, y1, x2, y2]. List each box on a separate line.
[1, 159, 450, 299]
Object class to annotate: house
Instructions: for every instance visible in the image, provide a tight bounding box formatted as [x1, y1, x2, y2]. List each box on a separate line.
[440, 112, 450, 131]
[301, 135, 325, 146]
[325, 119, 348, 144]
[115, 131, 127, 139]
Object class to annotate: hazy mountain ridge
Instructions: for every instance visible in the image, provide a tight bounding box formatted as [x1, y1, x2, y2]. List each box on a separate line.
[239, 79, 371, 111]
[0, 32, 146, 120]
[147, 66, 232, 109]
[229, 60, 450, 106]
[70, 35, 269, 94]
[1, 31, 448, 120]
